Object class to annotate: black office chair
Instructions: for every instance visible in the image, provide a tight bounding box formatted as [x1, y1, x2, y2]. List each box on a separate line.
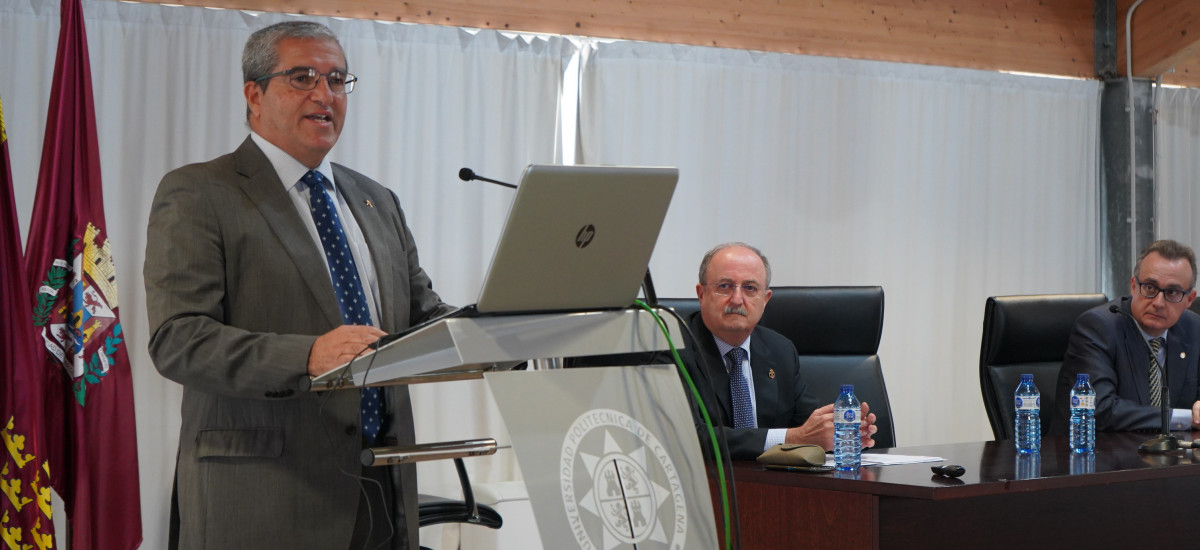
[417, 458, 502, 550]
[656, 297, 699, 321]
[656, 286, 897, 449]
[761, 286, 896, 449]
[978, 294, 1108, 441]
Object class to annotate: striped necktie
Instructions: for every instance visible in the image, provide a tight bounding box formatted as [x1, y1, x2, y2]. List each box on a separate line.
[1149, 337, 1166, 409]
[301, 170, 384, 444]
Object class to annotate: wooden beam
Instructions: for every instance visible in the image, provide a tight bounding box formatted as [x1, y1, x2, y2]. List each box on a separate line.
[1116, 0, 1200, 78]
[131, 0, 1097, 79]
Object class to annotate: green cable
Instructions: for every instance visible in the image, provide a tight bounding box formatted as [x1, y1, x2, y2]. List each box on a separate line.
[633, 299, 733, 550]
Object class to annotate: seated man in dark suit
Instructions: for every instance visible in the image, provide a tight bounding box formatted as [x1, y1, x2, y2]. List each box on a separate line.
[1055, 239, 1200, 433]
[678, 242, 876, 459]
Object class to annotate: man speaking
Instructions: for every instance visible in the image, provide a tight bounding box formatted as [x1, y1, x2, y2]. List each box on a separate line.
[144, 21, 452, 549]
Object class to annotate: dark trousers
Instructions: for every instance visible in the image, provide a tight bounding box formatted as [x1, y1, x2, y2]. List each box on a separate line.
[349, 462, 400, 550]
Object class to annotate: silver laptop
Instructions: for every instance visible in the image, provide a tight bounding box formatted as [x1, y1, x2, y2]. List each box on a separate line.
[474, 164, 678, 314]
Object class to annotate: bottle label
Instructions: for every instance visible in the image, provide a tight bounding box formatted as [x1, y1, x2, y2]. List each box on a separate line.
[836, 407, 861, 424]
[1071, 395, 1095, 410]
[1015, 396, 1040, 410]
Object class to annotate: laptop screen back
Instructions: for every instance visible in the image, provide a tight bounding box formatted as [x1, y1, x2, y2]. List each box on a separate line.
[475, 164, 678, 314]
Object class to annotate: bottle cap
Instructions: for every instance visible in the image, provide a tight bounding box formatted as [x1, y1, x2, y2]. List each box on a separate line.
[1076, 373, 1089, 383]
[841, 384, 854, 393]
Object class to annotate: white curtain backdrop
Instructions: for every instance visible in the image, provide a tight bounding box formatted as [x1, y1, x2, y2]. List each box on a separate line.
[1, 1, 572, 548]
[1156, 86, 1200, 245]
[3, 1, 1118, 548]
[578, 41, 1102, 448]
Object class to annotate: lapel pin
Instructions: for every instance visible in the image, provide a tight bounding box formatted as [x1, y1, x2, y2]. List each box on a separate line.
[768, 368, 776, 379]
[364, 199, 374, 208]
[1182, 352, 1186, 359]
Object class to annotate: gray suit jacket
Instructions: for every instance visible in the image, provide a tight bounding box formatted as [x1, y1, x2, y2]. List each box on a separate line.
[145, 137, 451, 549]
[1054, 297, 1200, 433]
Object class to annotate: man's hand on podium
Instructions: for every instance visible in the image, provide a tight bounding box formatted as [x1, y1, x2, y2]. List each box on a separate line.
[308, 324, 387, 376]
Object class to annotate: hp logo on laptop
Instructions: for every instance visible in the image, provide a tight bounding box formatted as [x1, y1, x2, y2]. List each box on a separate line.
[575, 224, 596, 248]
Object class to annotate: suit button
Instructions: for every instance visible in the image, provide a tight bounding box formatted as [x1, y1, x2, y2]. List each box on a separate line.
[345, 425, 357, 436]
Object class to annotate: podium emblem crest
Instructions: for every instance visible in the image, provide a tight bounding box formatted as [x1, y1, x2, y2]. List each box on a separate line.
[560, 408, 688, 549]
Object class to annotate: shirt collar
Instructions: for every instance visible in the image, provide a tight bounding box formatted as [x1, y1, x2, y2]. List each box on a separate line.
[1136, 323, 1168, 347]
[250, 132, 336, 192]
[712, 333, 752, 363]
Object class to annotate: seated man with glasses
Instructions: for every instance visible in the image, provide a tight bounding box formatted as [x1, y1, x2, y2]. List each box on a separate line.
[678, 243, 876, 459]
[1055, 239, 1200, 434]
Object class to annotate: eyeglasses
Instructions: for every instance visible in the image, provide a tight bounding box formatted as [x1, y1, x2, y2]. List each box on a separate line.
[254, 67, 357, 94]
[708, 282, 762, 298]
[1135, 277, 1192, 303]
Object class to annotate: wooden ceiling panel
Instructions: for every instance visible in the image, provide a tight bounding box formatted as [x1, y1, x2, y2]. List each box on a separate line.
[133, 0, 1098, 78]
[1116, 0, 1200, 86]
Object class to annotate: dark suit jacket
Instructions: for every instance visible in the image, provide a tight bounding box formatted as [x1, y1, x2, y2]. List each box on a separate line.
[145, 137, 452, 549]
[1054, 297, 1200, 433]
[676, 312, 819, 460]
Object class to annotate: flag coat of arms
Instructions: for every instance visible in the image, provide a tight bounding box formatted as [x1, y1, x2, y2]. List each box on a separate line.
[22, 1, 142, 549]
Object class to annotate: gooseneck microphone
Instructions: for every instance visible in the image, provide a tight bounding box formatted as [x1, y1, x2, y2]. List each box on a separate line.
[1108, 303, 1194, 452]
[458, 167, 517, 189]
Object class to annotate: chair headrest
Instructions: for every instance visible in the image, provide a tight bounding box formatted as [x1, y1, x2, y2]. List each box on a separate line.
[656, 298, 700, 321]
[761, 286, 884, 355]
[981, 294, 1108, 365]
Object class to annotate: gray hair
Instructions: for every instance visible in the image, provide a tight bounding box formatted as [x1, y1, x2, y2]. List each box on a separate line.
[1136, 239, 1198, 288]
[242, 21, 344, 120]
[698, 242, 772, 288]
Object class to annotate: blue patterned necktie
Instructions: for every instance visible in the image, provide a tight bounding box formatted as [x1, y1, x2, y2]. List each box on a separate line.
[727, 347, 754, 429]
[300, 170, 383, 444]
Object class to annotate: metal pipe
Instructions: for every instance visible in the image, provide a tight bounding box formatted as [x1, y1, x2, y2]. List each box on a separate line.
[1126, 0, 1147, 268]
[360, 438, 498, 467]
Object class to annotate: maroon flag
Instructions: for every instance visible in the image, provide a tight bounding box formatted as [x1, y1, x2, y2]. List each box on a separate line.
[2, 97, 58, 550]
[23, 1, 142, 549]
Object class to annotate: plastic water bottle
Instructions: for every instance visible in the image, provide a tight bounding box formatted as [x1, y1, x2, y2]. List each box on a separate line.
[1069, 373, 1096, 453]
[834, 385, 861, 470]
[1014, 374, 1041, 453]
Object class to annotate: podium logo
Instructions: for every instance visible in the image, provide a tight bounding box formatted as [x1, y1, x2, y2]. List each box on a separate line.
[575, 224, 596, 248]
[560, 409, 687, 549]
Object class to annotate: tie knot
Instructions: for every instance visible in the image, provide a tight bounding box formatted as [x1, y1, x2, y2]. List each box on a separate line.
[726, 347, 746, 369]
[1150, 337, 1164, 354]
[301, 170, 325, 191]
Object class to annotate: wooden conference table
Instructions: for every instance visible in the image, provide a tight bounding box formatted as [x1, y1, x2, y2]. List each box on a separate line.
[725, 432, 1200, 549]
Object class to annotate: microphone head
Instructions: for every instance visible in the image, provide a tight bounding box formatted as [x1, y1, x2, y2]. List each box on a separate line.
[1109, 305, 1121, 314]
[458, 167, 475, 181]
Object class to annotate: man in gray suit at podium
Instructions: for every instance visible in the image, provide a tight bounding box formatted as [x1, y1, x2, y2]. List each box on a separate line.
[145, 21, 452, 549]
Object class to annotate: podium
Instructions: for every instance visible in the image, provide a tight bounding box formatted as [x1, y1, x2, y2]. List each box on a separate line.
[308, 308, 684, 389]
[308, 307, 719, 549]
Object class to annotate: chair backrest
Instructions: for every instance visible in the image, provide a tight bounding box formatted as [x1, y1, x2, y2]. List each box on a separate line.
[764, 286, 895, 449]
[979, 293, 1108, 441]
[655, 286, 897, 448]
[760, 286, 884, 355]
[656, 297, 699, 322]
